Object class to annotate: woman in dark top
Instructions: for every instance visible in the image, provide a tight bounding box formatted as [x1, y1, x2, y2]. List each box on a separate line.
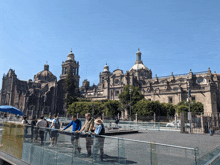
[31, 116, 38, 142]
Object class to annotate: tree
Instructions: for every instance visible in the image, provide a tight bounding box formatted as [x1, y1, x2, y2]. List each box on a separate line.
[67, 100, 121, 117]
[191, 102, 204, 113]
[166, 103, 176, 116]
[176, 100, 204, 113]
[104, 100, 121, 117]
[133, 100, 169, 116]
[119, 85, 144, 107]
[64, 70, 78, 108]
[177, 105, 188, 115]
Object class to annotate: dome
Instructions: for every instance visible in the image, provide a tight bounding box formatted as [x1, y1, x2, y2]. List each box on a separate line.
[67, 49, 74, 60]
[103, 63, 109, 72]
[130, 48, 150, 71]
[34, 65, 57, 82]
[130, 63, 149, 71]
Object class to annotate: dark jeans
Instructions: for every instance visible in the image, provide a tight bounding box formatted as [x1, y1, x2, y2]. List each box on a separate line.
[93, 137, 105, 161]
[71, 133, 81, 153]
[24, 126, 28, 138]
[86, 135, 93, 156]
[31, 127, 39, 141]
[39, 130, 45, 145]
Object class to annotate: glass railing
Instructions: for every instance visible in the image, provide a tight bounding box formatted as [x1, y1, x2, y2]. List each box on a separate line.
[59, 117, 180, 132]
[0, 122, 198, 165]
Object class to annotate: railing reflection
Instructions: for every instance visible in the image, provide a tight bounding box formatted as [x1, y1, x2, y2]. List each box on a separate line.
[0, 121, 198, 165]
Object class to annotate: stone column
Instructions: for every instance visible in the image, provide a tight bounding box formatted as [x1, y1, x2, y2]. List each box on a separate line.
[124, 108, 128, 120]
[201, 113, 204, 133]
[135, 113, 138, 122]
[180, 112, 185, 133]
[175, 115, 177, 126]
[121, 111, 124, 120]
[216, 113, 219, 129]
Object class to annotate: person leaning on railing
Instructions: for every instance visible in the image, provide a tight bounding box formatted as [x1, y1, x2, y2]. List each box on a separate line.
[92, 118, 105, 162]
[61, 115, 81, 155]
[76, 113, 94, 157]
[36, 115, 47, 145]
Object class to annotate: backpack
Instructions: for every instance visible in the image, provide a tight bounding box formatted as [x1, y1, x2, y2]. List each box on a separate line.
[54, 119, 60, 129]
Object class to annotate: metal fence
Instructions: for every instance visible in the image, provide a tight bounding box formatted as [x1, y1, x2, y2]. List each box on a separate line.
[180, 112, 220, 134]
[0, 122, 198, 165]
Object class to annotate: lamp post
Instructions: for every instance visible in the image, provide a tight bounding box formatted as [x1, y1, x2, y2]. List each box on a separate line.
[129, 87, 132, 121]
[187, 81, 192, 133]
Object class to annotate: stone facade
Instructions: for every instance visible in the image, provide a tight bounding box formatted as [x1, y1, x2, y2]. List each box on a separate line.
[1, 48, 219, 116]
[81, 49, 220, 114]
[0, 50, 79, 117]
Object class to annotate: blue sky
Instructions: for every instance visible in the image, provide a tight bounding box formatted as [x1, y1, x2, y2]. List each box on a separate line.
[0, 1, 220, 89]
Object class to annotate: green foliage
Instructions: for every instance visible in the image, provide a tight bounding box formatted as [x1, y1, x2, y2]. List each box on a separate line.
[104, 100, 121, 116]
[77, 97, 91, 102]
[166, 103, 176, 116]
[133, 99, 174, 116]
[191, 102, 204, 113]
[177, 105, 189, 115]
[176, 100, 204, 113]
[64, 70, 78, 108]
[119, 85, 144, 107]
[67, 100, 121, 117]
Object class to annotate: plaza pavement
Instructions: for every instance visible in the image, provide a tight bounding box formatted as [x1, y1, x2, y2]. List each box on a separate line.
[114, 130, 220, 158]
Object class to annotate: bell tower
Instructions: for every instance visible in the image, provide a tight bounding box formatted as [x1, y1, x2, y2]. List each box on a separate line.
[60, 49, 80, 88]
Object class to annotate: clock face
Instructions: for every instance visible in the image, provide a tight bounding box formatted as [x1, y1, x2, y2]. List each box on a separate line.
[196, 77, 205, 84]
[115, 79, 119, 84]
[198, 78, 204, 83]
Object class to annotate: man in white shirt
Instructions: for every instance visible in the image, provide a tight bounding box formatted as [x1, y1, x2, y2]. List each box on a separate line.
[45, 114, 53, 141]
[36, 115, 47, 145]
[49, 114, 60, 146]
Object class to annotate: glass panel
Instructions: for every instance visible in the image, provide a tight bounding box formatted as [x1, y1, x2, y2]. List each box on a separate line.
[154, 144, 196, 165]
[21, 126, 32, 164]
[122, 139, 151, 165]
[93, 136, 119, 164]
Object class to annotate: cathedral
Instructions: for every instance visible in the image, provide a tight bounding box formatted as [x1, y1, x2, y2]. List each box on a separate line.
[0, 49, 219, 117]
[0, 50, 79, 117]
[81, 49, 220, 115]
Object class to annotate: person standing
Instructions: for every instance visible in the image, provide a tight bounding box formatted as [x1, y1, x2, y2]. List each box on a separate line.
[31, 116, 38, 142]
[45, 114, 53, 141]
[77, 113, 94, 157]
[115, 116, 119, 127]
[92, 118, 105, 162]
[50, 114, 60, 146]
[61, 115, 81, 154]
[21, 116, 29, 139]
[36, 115, 47, 145]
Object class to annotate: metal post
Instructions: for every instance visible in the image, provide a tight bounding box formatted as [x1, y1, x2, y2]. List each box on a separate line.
[129, 87, 131, 121]
[118, 138, 120, 164]
[188, 82, 191, 133]
[189, 101, 191, 133]
[194, 148, 198, 165]
[150, 143, 152, 165]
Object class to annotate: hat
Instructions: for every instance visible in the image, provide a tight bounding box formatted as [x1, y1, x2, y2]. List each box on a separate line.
[94, 118, 103, 125]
